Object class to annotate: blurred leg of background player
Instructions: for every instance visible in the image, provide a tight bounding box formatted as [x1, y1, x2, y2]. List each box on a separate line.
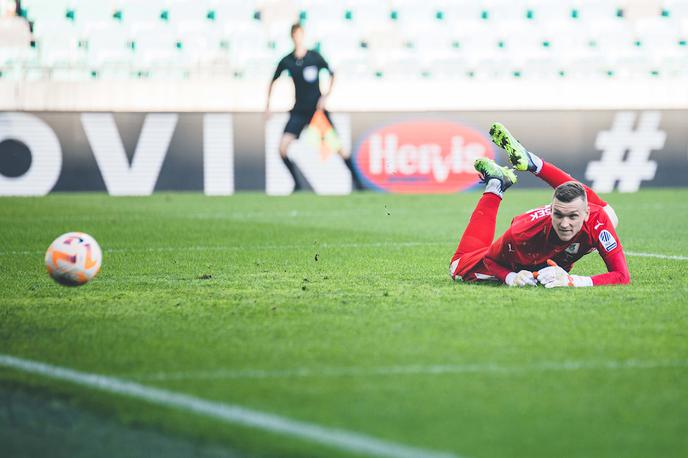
[490, 122, 619, 227]
[278, 132, 304, 191]
[279, 111, 314, 191]
[449, 159, 517, 278]
[279, 111, 363, 191]
[320, 110, 363, 190]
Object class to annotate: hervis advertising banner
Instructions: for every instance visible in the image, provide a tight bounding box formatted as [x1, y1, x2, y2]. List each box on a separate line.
[0, 110, 685, 196]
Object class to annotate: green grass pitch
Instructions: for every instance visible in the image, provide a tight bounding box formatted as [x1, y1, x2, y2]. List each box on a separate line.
[1, 189, 687, 458]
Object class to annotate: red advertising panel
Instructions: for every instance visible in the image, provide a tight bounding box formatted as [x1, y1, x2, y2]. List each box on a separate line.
[353, 119, 495, 193]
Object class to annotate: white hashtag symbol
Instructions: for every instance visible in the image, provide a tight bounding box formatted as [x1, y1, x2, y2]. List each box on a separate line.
[585, 111, 666, 193]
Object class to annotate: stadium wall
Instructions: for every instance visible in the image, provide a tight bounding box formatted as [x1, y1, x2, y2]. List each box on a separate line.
[0, 110, 686, 196]
[1, 80, 687, 112]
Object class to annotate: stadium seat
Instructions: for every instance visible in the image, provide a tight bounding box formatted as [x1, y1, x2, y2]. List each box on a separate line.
[299, 0, 348, 25]
[526, 0, 580, 23]
[117, 0, 168, 24]
[576, 0, 625, 22]
[22, 0, 73, 23]
[441, 0, 486, 23]
[225, 22, 272, 78]
[84, 21, 132, 76]
[662, 0, 688, 19]
[9, 0, 688, 81]
[176, 20, 229, 70]
[33, 19, 86, 68]
[317, 23, 369, 78]
[208, 0, 258, 25]
[481, 0, 530, 23]
[127, 21, 183, 77]
[347, 0, 393, 31]
[165, 0, 215, 24]
[70, 0, 117, 24]
[388, 0, 438, 24]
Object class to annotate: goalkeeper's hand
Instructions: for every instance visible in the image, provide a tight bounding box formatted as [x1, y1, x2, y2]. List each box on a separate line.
[505, 270, 537, 287]
[537, 260, 592, 288]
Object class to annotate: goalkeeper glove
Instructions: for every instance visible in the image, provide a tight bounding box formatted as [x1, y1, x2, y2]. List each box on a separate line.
[537, 260, 592, 288]
[505, 270, 538, 287]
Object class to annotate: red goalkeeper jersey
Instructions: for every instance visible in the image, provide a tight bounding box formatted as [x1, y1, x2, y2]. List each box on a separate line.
[481, 203, 629, 285]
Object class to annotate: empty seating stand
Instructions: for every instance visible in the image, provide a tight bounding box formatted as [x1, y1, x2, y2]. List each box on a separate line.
[0, 0, 685, 81]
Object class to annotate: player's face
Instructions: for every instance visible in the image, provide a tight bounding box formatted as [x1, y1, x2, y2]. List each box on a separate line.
[291, 28, 304, 47]
[551, 197, 589, 241]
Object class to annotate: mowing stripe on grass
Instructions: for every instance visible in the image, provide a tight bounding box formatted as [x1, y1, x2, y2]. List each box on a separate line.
[1, 244, 687, 261]
[129, 359, 688, 382]
[0, 242, 440, 256]
[0, 354, 458, 458]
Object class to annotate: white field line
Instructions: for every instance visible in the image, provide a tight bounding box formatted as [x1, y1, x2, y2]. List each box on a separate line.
[624, 251, 688, 261]
[0, 354, 458, 458]
[129, 359, 688, 383]
[0, 243, 687, 261]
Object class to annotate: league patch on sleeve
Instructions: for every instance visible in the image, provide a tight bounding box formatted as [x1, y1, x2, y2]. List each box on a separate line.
[599, 229, 618, 252]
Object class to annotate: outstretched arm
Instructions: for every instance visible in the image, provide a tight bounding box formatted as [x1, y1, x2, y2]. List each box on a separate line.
[484, 256, 514, 283]
[316, 52, 335, 111]
[538, 251, 630, 288]
[484, 234, 538, 287]
[266, 58, 286, 116]
[590, 250, 630, 285]
[317, 73, 335, 111]
[539, 206, 629, 287]
[265, 79, 275, 116]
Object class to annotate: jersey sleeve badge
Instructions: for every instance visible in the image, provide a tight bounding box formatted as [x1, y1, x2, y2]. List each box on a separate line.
[598, 229, 618, 252]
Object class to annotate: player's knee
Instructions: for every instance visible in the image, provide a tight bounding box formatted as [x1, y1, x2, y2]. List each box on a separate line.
[449, 257, 461, 281]
[603, 205, 619, 228]
[279, 135, 295, 158]
[279, 142, 292, 158]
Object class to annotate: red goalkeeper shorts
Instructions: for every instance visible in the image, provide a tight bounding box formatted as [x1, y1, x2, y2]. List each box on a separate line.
[449, 248, 498, 283]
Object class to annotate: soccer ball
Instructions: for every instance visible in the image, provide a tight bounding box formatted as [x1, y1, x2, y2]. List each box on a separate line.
[45, 232, 102, 286]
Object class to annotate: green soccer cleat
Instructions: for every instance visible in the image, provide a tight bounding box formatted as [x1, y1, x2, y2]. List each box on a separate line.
[474, 157, 518, 193]
[489, 122, 537, 172]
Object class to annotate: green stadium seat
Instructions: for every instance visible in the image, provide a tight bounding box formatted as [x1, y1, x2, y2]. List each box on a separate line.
[22, 0, 73, 23]
[9, 0, 688, 81]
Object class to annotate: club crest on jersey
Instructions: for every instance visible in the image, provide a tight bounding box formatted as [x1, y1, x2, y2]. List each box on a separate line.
[303, 65, 318, 82]
[599, 230, 617, 252]
[565, 243, 580, 255]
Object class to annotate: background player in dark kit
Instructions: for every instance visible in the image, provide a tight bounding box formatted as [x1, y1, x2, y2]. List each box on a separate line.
[265, 23, 362, 190]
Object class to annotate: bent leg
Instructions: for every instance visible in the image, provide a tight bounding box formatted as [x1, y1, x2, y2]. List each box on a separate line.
[451, 159, 517, 280]
[279, 133, 303, 191]
[449, 192, 501, 280]
[452, 192, 501, 260]
[278, 133, 296, 158]
[489, 123, 608, 207]
[324, 111, 363, 190]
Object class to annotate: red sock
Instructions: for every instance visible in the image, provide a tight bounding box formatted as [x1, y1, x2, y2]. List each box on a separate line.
[538, 161, 607, 207]
[453, 192, 501, 258]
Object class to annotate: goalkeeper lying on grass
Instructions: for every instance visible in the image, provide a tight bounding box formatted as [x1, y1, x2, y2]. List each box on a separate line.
[449, 123, 630, 287]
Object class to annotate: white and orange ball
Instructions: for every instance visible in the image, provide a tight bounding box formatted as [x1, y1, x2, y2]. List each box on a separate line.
[45, 232, 102, 286]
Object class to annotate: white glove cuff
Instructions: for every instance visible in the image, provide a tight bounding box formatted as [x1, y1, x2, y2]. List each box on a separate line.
[570, 275, 593, 287]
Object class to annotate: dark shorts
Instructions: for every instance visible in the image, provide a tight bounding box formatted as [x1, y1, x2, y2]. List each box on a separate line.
[284, 110, 336, 138]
